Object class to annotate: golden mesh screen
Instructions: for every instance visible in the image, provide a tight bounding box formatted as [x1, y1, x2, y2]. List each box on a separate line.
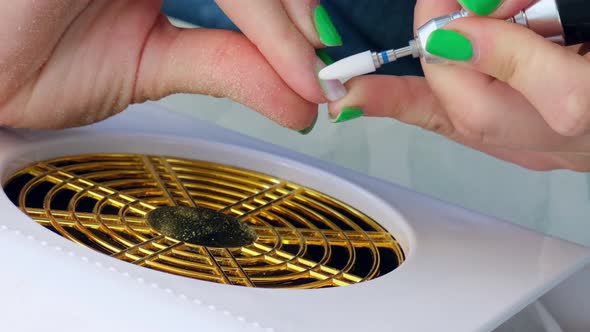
[3, 154, 404, 289]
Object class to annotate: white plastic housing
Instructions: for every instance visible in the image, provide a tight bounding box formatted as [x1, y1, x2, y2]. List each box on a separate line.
[0, 102, 588, 332]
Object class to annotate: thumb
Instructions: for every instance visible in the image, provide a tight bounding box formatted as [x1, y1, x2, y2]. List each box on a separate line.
[133, 16, 317, 133]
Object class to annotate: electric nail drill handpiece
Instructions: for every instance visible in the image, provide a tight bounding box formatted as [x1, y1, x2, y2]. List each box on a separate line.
[318, 0, 590, 80]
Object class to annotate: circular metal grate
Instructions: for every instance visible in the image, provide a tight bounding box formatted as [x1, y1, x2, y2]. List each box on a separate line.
[3, 154, 404, 289]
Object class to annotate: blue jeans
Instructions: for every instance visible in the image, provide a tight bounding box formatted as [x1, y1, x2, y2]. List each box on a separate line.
[161, 0, 423, 76]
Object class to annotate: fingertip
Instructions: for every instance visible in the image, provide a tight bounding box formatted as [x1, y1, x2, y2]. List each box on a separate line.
[215, 0, 337, 105]
[482, 0, 535, 18]
[297, 110, 319, 135]
[329, 106, 364, 124]
[327, 76, 380, 120]
[315, 49, 348, 102]
[137, 27, 318, 133]
[458, 0, 502, 16]
[261, 89, 318, 132]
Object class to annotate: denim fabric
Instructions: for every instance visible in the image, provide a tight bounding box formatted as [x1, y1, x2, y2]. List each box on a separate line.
[161, 0, 423, 76]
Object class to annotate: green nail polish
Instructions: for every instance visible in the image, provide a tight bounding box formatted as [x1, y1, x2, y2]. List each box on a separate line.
[425, 29, 473, 61]
[458, 0, 502, 16]
[298, 113, 318, 135]
[315, 49, 334, 65]
[332, 107, 363, 123]
[314, 4, 342, 46]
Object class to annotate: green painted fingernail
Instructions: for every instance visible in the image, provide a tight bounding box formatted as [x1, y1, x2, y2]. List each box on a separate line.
[298, 113, 318, 135]
[314, 4, 342, 46]
[458, 0, 502, 15]
[425, 29, 473, 61]
[332, 107, 363, 123]
[315, 49, 334, 65]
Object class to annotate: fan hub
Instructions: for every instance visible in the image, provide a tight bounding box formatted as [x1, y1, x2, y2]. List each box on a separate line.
[146, 206, 256, 247]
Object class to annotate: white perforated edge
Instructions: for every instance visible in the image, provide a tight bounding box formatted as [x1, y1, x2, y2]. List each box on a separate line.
[0, 224, 276, 332]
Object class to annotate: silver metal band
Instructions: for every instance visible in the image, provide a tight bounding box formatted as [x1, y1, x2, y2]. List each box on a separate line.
[519, 0, 565, 40]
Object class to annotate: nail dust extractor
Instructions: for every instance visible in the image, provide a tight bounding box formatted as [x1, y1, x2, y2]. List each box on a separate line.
[0, 101, 588, 331]
[319, 0, 590, 80]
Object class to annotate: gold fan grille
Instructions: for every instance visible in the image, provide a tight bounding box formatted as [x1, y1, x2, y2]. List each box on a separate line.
[3, 154, 404, 289]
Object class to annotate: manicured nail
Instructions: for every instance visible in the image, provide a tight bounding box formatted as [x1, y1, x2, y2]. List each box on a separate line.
[458, 0, 502, 16]
[425, 29, 473, 62]
[316, 50, 346, 101]
[331, 107, 363, 123]
[314, 4, 342, 46]
[298, 112, 318, 135]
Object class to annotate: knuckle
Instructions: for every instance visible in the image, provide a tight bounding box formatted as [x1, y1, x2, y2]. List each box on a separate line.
[452, 112, 496, 145]
[551, 88, 590, 136]
[484, 36, 541, 85]
[481, 30, 538, 85]
[489, 51, 521, 84]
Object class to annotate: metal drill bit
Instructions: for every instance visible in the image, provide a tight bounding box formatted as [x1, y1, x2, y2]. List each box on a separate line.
[319, 2, 566, 81]
[370, 43, 421, 69]
[371, 9, 470, 68]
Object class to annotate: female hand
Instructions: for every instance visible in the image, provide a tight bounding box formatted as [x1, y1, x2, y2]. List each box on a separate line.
[0, 0, 344, 134]
[328, 0, 590, 171]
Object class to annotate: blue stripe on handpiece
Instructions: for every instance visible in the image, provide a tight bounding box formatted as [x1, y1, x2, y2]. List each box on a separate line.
[380, 51, 389, 63]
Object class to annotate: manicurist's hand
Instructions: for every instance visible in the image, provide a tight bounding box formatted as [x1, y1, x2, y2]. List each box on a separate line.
[0, 1, 344, 134]
[328, 0, 590, 171]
